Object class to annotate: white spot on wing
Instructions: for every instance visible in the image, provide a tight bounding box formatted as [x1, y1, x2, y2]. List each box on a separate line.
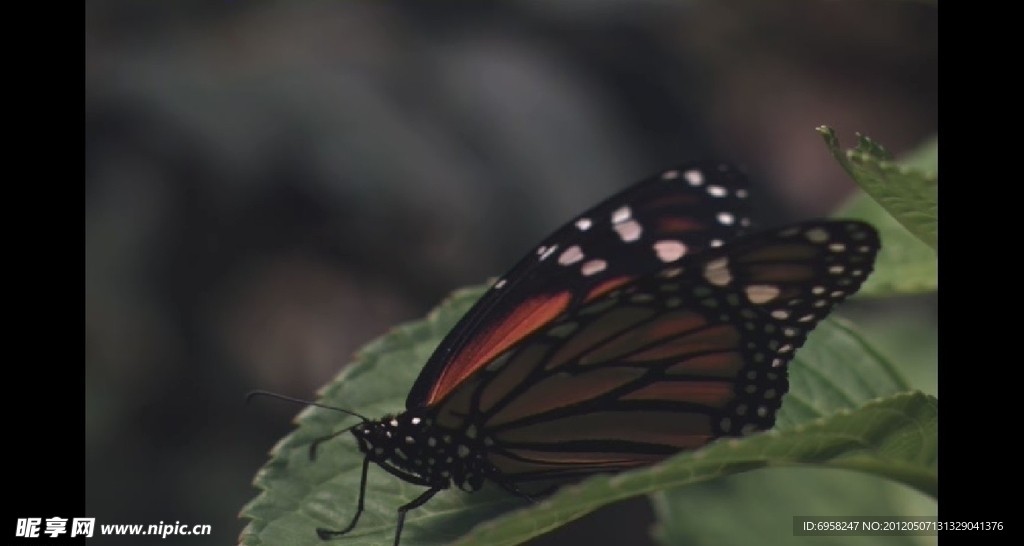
[581, 259, 607, 276]
[717, 212, 735, 226]
[745, 284, 781, 304]
[684, 169, 704, 186]
[805, 227, 829, 243]
[558, 245, 585, 266]
[613, 219, 643, 242]
[707, 185, 728, 198]
[611, 206, 632, 224]
[662, 169, 681, 181]
[653, 240, 688, 262]
[710, 239, 724, 248]
[575, 217, 592, 231]
[703, 257, 732, 286]
[771, 309, 790, 320]
[494, 279, 507, 289]
[539, 245, 558, 261]
[736, 189, 749, 199]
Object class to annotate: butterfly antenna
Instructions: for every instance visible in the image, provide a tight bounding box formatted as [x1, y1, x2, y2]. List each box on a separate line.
[245, 390, 370, 422]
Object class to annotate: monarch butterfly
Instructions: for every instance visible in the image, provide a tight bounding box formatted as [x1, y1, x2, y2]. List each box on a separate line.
[315, 161, 879, 545]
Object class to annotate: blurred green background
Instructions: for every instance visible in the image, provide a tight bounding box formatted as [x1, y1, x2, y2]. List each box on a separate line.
[85, 1, 936, 545]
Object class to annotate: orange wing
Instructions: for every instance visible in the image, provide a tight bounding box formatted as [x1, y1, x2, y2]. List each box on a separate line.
[421, 292, 572, 406]
[405, 162, 758, 409]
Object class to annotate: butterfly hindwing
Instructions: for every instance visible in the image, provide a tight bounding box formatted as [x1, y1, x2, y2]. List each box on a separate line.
[407, 162, 757, 408]
[425, 219, 879, 481]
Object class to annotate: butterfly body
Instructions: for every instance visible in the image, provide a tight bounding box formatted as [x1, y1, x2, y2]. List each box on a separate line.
[318, 162, 881, 545]
[351, 411, 490, 494]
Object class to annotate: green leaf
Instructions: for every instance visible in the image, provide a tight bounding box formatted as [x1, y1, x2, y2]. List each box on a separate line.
[900, 136, 938, 173]
[836, 192, 937, 296]
[774, 317, 908, 428]
[819, 126, 937, 250]
[241, 285, 933, 546]
[651, 467, 936, 546]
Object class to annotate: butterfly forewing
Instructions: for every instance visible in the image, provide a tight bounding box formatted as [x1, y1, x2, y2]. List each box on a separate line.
[427, 219, 879, 482]
[407, 162, 756, 408]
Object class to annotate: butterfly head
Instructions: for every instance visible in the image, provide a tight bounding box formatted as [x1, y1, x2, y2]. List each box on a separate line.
[352, 413, 427, 462]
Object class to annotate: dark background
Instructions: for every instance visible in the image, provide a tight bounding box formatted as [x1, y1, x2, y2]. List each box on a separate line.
[85, 2, 937, 544]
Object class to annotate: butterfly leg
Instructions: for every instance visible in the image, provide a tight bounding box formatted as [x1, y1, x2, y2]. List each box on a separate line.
[393, 487, 442, 546]
[316, 457, 370, 540]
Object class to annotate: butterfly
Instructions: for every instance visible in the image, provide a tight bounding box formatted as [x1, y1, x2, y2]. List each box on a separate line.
[314, 161, 880, 545]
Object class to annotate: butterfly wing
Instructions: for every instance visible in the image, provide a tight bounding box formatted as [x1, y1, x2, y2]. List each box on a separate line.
[407, 162, 756, 408]
[427, 219, 879, 481]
